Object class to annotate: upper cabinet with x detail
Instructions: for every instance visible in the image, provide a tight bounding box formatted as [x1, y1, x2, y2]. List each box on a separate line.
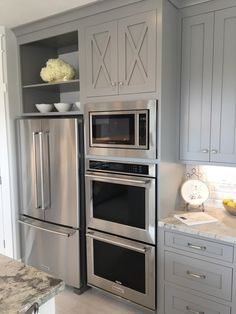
[84, 11, 157, 98]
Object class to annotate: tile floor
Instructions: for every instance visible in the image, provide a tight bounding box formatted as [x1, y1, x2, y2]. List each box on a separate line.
[55, 286, 153, 314]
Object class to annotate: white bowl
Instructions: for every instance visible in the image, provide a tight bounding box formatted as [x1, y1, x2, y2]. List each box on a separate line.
[35, 104, 53, 113]
[54, 102, 72, 112]
[74, 101, 81, 110]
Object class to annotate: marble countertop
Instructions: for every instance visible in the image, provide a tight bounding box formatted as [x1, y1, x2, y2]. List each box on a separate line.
[0, 254, 65, 314]
[159, 207, 236, 244]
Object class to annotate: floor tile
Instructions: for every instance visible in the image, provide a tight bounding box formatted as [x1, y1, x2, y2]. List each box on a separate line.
[55, 286, 153, 314]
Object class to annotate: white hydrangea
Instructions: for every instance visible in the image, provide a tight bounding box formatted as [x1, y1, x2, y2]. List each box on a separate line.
[40, 58, 76, 82]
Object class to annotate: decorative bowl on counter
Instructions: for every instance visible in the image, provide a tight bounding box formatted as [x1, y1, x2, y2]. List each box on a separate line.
[54, 102, 72, 112]
[35, 103, 53, 113]
[223, 199, 236, 215]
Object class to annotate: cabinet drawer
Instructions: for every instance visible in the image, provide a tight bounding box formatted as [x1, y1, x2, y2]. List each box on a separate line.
[165, 285, 231, 314]
[165, 251, 232, 301]
[165, 231, 234, 262]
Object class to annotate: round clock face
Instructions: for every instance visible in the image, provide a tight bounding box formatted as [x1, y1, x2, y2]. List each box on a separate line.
[181, 179, 209, 205]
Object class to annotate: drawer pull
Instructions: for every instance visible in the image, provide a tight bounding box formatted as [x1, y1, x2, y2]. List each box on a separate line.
[186, 306, 204, 314]
[187, 243, 206, 251]
[186, 270, 206, 279]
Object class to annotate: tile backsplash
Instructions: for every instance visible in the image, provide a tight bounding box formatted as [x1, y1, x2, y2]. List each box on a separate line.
[185, 165, 236, 209]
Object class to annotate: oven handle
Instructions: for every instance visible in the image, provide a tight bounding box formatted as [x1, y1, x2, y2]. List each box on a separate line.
[86, 231, 149, 253]
[85, 173, 150, 186]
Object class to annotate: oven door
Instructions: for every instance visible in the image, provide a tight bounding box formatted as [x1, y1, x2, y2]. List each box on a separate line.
[86, 230, 156, 310]
[85, 171, 156, 244]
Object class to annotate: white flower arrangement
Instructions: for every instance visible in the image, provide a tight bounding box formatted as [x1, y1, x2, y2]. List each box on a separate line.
[40, 58, 76, 82]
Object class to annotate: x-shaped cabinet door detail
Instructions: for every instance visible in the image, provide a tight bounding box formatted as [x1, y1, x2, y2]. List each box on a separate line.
[118, 11, 156, 94]
[86, 21, 118, 97]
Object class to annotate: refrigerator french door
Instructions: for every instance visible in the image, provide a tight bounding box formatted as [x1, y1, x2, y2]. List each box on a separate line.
[17, 117, 84, 289]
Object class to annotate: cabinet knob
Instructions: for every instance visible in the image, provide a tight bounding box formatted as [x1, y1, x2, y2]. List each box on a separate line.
[211, 149, 218, 154]
[118, 81, 124, 86]
[111, 81, 116, 87]
[201, 149, 208, 153]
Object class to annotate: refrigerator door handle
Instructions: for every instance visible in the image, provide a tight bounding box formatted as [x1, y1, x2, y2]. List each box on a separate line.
[32, 132, 41, 210]
[18, 219, 76, 237]
[38, 132, 46, 210]
[43, 131, 51, 209]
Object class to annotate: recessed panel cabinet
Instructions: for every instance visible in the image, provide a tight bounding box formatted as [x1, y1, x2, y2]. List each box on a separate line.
[180, 7, 236, 164]
[180, 13, 214, 162]
[211, 7, 236, 163]
[83, 11, 156, 98]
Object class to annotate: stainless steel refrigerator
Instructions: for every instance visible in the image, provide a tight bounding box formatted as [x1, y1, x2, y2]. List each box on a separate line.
[17, 117, 85, 289]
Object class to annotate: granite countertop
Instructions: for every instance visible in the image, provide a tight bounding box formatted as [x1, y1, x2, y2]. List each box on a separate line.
[159, 207, 236, 244]
[0, 254, 65, 314]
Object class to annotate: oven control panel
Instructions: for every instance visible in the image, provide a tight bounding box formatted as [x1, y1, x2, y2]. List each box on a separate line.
[89, 160, 149, 175]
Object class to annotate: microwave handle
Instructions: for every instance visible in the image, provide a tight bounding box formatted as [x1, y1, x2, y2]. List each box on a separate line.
[86, 231, 148, 253]
[85, 173, 150, 186]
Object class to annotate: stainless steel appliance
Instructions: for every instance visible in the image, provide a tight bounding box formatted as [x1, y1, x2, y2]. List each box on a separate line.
[85, 159, 156, 244]
[85, 159, 156, 309]
[86, 230, 155, 310]
[17, 117, 85, 289]
[85, 100, 157, 159]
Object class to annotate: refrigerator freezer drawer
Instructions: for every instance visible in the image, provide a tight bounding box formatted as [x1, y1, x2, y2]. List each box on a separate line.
[19, 218, 81, 289]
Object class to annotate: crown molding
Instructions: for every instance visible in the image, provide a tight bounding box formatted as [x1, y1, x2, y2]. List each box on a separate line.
[169, 0, 213, 8]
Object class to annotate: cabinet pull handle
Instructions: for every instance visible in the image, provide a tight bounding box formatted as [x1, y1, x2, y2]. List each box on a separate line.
[111, 81, 116, 87]
[201, 149, 208, 153]
[211, 149, 218, 154]
[186, 306, 204, 314]
[118, 81, 124, 86]
[186, 270, 206, 279]
[187, 243, 206, 251]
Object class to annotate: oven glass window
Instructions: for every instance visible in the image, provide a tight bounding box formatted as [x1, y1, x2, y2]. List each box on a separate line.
[94, 239, 146, 293]
[91, 114, 135, 145]
[93, 181, 145, 229]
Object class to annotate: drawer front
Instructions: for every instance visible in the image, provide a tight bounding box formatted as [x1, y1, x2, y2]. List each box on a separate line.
[165, 285, 231, 314]
[165, 231, 234, 262]
[165, 251, 232, 301]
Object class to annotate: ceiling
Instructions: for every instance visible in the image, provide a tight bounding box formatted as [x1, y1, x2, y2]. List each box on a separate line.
[0, 0, 99, 28]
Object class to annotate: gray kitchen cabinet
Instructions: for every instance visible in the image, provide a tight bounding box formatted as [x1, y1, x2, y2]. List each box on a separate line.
[180, 13, 214, 162]
[158, 228, 235, 314]
[165, 285, 231, 314]
[83, 10, 156, 98]
[118, 11, 156, 95]
[85, 21, 118, 97]
[165, 231, 234, 262]
[165, 251, 232, 301]
[211, 7, 236, 163]
[180, 7, 236, 164]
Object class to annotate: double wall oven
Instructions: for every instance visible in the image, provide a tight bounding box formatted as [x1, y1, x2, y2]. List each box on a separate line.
[85, 100, 157, 310]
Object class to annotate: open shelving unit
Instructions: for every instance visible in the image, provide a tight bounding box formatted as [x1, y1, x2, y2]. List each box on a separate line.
[19, 30, 80, 114]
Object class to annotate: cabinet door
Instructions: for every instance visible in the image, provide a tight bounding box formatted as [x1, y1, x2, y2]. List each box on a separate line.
[211, 7, 236, 163]
[85, 21, 118, 97]
[118, 11, 156, 94]
[180, 13, 214, 161]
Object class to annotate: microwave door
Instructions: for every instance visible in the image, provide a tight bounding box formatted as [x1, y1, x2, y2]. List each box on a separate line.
[17, 119, 45, 220]
[43, 118, 79, 228]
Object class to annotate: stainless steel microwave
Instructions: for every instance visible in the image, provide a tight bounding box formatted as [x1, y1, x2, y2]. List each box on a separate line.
[85, 100, 157, 159]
